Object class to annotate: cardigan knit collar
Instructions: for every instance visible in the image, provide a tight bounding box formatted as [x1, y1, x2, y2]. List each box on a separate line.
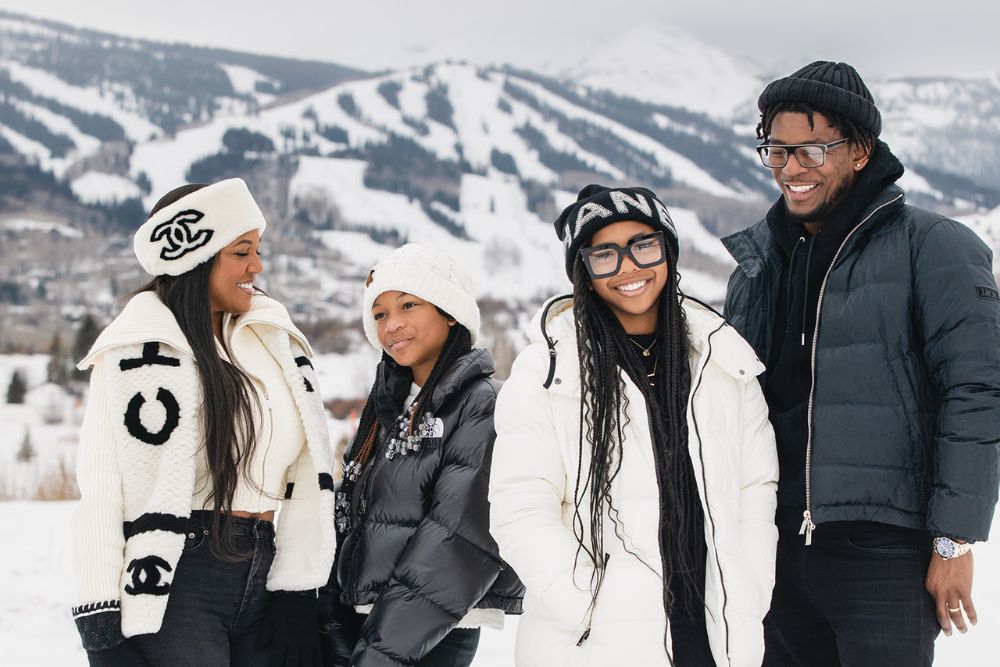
[79, 292, 310, 369]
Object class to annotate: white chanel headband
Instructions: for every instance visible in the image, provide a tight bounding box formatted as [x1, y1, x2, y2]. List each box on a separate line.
[133, 178, 268, 276]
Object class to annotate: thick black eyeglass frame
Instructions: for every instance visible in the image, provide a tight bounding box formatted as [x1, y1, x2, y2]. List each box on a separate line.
[756, 137, 849, 168]
[579, 231, 667, 279]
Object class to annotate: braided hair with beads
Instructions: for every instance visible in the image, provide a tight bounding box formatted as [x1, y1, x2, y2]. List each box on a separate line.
[569, 242, 707, 621]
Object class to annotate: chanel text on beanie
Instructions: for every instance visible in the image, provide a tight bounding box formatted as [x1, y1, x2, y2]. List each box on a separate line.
[362, 244, 481, 349]
[134, 178, 268, 276]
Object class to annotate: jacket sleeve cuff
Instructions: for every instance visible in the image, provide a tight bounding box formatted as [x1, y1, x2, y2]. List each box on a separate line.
[72, 601, 124, 651]
[275, 588, 320, 598]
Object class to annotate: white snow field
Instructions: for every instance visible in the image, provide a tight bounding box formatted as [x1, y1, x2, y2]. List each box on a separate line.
[0, 502, 996, 665]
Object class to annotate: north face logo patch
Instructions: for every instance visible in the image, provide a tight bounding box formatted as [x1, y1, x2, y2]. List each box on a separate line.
[976, 285, 1000, 301]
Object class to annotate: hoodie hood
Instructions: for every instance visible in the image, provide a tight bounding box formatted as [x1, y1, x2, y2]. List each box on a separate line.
[765, 139, 905, 258]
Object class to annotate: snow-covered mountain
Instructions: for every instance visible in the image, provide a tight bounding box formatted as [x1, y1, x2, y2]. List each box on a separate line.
[555, 25, 763, 120]
[875, 73, 1000, 196]
[1, 10, 998, 363]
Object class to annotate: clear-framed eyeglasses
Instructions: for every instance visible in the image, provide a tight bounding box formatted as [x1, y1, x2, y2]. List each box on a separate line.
[579, 231, 667, 279]
[756, 138, 850, 169]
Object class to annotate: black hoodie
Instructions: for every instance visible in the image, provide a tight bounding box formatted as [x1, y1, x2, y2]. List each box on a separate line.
[763, 142, 905, 530]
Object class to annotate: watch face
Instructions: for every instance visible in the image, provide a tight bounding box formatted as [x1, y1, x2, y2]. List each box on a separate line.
[935, 538, 956, 558]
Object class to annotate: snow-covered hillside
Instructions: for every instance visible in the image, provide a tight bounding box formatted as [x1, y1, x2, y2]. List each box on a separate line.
[130, 62, 753, 205]
[875, 73, 1000, 195]
[557, 25, 763, 119]
[2, 8, 999, 366]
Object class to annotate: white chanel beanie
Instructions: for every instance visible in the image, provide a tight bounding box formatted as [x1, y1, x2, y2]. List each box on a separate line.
[362, 244, 480, 350]
[134, 178, 267, 276]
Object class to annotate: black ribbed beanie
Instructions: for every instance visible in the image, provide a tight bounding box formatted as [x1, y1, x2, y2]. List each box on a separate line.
[758, 61, 881, 137]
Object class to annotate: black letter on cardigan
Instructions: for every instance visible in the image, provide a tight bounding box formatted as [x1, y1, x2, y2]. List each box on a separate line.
[119, 342, 181, 372]
[125, 388, 180, 446]
[295, 356, 315, 392]
[124, 556, 172, 596]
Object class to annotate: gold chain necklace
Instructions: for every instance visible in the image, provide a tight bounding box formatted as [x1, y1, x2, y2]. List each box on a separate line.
[627, 335, 656, 358]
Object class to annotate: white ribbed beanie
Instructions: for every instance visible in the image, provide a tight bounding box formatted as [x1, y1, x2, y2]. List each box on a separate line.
[362, 244, 480, 350]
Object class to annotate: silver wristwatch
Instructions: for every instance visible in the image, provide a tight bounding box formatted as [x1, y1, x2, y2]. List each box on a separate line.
[933, 536, 972, 560]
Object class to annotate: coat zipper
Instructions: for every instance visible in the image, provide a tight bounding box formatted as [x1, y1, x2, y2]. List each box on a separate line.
[347, 427, 389, 589]
[576, 553, 611, 647]
[689, 323, 732, 667]
[800, 193, 905, 545]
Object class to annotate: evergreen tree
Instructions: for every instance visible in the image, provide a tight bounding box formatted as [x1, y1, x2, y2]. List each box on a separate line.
[47, 331, 70, 386]
[6, 369, 27, 404]
[16, 427, 35, 463]
[72, 315, 101, 381]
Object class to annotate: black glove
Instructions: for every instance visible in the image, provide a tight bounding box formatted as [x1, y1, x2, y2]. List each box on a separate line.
[256, 591, 322, 667]
[318, 589, 363, 667]
[86, 640, 151, 667]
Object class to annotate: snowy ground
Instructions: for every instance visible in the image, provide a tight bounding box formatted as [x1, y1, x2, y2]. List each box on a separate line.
[0, 499, 996, 665]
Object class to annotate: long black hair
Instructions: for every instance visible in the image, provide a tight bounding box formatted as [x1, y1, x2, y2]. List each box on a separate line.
[570, 242, 706, 619]
[132, 183, 261, 558]
[347, 314, 472, 477]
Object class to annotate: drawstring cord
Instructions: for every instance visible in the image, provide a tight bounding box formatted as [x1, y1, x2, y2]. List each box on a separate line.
[785, 237, 805, 337]
[801, 235, 816, 347]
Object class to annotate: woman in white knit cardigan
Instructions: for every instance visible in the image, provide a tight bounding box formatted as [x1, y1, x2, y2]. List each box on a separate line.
[72, 179, 335, 667]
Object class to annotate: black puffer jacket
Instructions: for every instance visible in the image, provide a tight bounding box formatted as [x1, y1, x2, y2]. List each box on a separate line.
[332, 348, 523, 666]
[722, 183, 1000, 542]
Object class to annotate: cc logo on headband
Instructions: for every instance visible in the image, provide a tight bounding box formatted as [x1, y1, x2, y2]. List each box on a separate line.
[150, 209, 214, 261]
[124, 555, 172, 596]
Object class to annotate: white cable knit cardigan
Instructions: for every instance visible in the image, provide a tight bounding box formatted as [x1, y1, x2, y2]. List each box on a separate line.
[71, 292, 336, 650]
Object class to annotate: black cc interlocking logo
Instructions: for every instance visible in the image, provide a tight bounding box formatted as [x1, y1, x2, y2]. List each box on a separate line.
[150, 209, 214, 261]
[124, 555, 172, 596]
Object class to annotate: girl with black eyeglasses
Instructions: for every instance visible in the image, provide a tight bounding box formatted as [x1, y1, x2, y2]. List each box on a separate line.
[489, 184, 779, 666]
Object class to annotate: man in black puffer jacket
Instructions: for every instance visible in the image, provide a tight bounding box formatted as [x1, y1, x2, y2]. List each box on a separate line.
[723, 61, 1000, 666]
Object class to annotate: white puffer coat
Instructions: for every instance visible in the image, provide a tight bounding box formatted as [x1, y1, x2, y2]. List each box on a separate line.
[489, 297, 778, 667]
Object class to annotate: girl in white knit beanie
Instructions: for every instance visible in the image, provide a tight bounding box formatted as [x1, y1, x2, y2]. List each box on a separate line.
[72, 179, 335, 667]
[321, 243, 523, 667]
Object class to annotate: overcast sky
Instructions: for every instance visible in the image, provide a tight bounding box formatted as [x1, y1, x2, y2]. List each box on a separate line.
[1, 0, 998, 79]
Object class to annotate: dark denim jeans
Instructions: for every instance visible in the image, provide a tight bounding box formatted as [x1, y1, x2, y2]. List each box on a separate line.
[763, 521, 939, 667]
[130, 511, 276, 667]
[418, 627, 480, 667]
